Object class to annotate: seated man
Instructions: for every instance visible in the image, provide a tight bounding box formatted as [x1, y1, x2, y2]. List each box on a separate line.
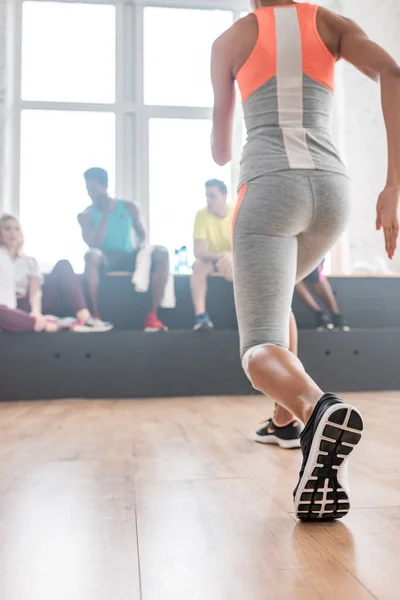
[294, 261, 349, 331]
[191, 179, 234, 330]
[78, 167, 169, 332]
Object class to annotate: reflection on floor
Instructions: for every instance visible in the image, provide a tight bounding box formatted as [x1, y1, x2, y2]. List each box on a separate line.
[0, 392, 399, 600]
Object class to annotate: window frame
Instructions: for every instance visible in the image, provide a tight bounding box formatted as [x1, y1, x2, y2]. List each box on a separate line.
[5, 0, 249, 240]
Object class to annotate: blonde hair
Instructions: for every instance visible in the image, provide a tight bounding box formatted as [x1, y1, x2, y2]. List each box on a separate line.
[0, 214, 24, 255]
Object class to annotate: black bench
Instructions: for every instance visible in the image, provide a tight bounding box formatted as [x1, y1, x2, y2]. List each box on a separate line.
[1, 275, 400, 401]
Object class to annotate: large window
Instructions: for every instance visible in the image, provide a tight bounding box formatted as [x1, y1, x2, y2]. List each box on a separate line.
[7, 0, 247, 272]
[20, 111, 115, 271]
[149, 118, 230, 258]
[22, 2, 116, 103]
[144, 8, 232, 107]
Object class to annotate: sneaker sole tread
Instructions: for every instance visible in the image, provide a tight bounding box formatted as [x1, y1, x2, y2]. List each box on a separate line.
[294, 404, 363, 521]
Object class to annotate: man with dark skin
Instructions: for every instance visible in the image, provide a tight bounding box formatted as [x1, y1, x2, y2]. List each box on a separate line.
[78, 168, 169, 331]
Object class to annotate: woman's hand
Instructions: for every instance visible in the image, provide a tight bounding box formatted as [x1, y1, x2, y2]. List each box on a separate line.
[30, 310, 42, 318]
[33, 314, 46, 332]
[376, 186, 400, 259]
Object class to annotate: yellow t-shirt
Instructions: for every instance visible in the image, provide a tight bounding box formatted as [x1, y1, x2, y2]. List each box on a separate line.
[193, 206, 234, 253]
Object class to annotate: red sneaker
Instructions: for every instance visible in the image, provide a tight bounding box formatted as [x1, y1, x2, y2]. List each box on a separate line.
[144, 313, 168, 332]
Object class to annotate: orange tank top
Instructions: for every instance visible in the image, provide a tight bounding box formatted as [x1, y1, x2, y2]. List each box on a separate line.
[236, 3, 346, 185]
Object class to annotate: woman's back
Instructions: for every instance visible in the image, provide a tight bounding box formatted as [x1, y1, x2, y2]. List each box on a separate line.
[231, 3, 346, 184]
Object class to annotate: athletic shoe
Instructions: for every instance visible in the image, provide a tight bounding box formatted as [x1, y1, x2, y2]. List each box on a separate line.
[72, 318, 113, 332]
[144, 313, 168, 332]
[315, 311, 333, 331]
[193, 313, 214, 331]
[293, 393, 363, 521]
[332, 313, 350, 332]
[52, 317, 79, 330]
[254, 418, 301, 449]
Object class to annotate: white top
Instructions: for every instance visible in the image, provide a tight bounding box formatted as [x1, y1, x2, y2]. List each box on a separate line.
[14, 255, 42, 297]
[0, 247, 17, 309]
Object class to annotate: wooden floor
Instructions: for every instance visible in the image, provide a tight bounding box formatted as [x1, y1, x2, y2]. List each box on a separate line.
[0, 393, 399, 600]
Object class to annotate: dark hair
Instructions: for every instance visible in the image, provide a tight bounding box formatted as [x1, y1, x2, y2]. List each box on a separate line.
[205, 179, 228, 195]
[84, 167, 108, 188]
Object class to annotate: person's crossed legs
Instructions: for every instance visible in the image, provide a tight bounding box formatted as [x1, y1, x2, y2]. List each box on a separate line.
[84, 247, 169, 330]
[233, 171, 363, 520]
[295, 262, 348, 331]
[312, 275, 349, 331]
[0, 305, 58, 333]
[43, 260, 90, 322]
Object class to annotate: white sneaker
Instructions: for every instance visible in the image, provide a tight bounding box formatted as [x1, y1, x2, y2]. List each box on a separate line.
[72, 318, 113, 333]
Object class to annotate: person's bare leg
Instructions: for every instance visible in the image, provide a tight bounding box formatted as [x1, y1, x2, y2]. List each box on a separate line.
[84, 250, 103, 317]
[248, 343, 323, 426]
[0, 305, 36, 332]
[44, 260, 91, 321]
[312, 279, 340, 315]
[149, 247, 170, 314]
[191, 259, 214, 316]
[295, 280, 322, 313]
[273, 312, 299, 426]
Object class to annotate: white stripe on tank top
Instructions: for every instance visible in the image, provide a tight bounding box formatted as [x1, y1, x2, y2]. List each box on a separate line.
[274, 6, 315, 169]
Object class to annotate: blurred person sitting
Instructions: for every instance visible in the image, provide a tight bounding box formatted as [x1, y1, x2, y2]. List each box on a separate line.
[79, 168, 170, 332]
[0, 214, 111, 333]
[191, 179, 234, 331]
[295, 260, 349, 331]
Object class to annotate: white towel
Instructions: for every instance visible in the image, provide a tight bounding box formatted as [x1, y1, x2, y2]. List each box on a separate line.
[0, 247, 17, 309]
[132, 246, 176, 309]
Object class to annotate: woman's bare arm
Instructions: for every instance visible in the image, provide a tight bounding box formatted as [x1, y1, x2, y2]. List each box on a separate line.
[211, 16, 258, 166]
[210, 31, 236, 166]
[324, 10, 400, 258]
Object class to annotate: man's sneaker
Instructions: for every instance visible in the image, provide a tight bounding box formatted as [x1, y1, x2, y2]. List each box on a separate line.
[193, 313, 214, 331]
[293, 393, 363, 521]
[332, 313, 350, 332]
[315, 311, 333, 331]
[254, 418, 301, 449]
[144, 313, 168, 332]
[72, 318, 113, 332]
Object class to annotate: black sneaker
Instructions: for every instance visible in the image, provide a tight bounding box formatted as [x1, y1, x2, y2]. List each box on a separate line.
[293, 393, 363, 521]
[254, 418, 301, 449]
[332, 313, 350, 332]
[315, 311, 333, 331]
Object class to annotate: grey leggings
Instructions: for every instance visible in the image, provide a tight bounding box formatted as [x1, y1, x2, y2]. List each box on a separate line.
[233, 170, 350, 362]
